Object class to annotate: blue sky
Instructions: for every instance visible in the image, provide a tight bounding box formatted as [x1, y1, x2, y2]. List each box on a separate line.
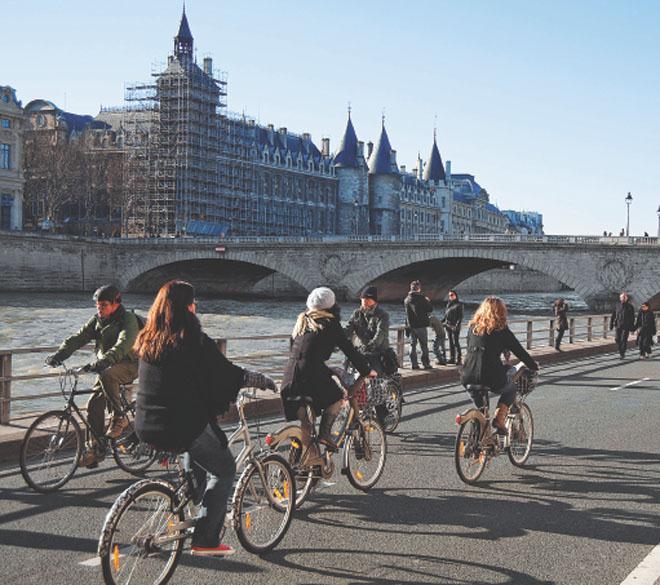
[3, 0, 659, 235]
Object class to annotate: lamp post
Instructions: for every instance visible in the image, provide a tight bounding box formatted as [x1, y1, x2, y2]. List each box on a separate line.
[625, 192, 633, 236]
[353, 198, 359, 236]
[657, 204, 660, 238]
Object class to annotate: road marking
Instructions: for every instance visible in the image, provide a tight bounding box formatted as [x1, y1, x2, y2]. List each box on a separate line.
[79, 556, 101, 567]
[609, 377, 650, 392]
[620, 543, 660, 585]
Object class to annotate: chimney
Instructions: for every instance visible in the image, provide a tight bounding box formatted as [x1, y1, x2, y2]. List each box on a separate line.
[203, 57, 213, 75]
[358, 141, 364, 157]
[321, 137, 330, 157]
[400, 165, 406, 173]
[279, 127, 287, 136]
[302, 132, 311, 141]
[267, 124, 274, 131]
[367, 141, 374, 158]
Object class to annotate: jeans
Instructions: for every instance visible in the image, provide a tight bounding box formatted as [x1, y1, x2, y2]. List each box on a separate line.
[86, 361, 138, 447]
[433, 335, 446, 362]
[555, 328, 566, 349]
[409, 327, 430, 367]
[614, 327, 630, 357]
[466, 367, 517, 409]
[185, 424, 236, 548]
[447, 328, 461, 362]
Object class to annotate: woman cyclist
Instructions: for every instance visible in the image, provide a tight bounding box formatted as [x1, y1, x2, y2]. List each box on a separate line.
[280, 287, 377, 466]
[134, 280, 276, 557]
[461, 296, 539, 434]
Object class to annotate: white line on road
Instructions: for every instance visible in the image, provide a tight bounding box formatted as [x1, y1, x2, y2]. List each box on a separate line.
[620, 543, 660, 585]
[79, 556, 101, 567]
[609, 377, 650, 392]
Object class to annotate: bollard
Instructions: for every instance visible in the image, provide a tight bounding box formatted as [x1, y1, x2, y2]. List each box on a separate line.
[0, 354, 11, 424]
[587, 317, 593, 341]
[396, 329, 405, 368]
[569, 318, 575, 343]
[548, 319, 555, 347]
[216, 339, 227, 355]
[526, 321, 533, 350]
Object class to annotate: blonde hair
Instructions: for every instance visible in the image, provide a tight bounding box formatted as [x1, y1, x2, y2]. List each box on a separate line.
[469, 296, 508, 336]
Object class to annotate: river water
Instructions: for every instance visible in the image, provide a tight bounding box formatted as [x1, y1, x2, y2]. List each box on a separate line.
[0, 291, 588, 415]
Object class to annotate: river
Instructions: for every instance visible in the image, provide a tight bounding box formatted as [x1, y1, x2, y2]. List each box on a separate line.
[0, 291, 588, 415]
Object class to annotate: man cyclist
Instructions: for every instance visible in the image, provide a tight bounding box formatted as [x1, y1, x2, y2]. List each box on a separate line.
[46, 285, 139, 468]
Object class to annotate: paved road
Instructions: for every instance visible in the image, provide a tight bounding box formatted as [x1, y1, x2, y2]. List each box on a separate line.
[1, 352, 658, 585]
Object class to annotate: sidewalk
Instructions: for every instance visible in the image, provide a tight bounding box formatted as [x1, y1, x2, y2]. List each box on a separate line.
[0, 337, 632, 463]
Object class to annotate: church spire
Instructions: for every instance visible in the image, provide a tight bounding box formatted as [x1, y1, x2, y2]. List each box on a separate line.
[174, 4, 194, 61]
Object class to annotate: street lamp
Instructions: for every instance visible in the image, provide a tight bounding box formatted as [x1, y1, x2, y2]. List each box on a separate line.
[657, 204, 660, 238]
[625, 192, 633, 236]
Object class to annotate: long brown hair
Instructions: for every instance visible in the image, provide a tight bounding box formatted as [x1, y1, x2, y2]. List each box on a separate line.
[469, 296, 508, 336]
[134, 280, 202, 362]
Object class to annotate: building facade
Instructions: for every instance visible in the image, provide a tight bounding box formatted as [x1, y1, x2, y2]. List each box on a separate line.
[0, 86, 24, 230]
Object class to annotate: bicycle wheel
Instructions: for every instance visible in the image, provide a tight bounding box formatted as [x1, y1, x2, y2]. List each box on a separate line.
[233, 453, 295, 554]
[508, 403, 534, 467]
[99, 480, 184, 585]
[345, 417, 386, 492]
[273, 436, 316, 508]
[454, 419, 487, 485]
[20, 410, 82, 493]
[381, 380, 402, 433]
[111, 406, 157, 475]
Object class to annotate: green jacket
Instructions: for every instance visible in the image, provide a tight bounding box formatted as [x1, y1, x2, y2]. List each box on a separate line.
[344, 305, 390, 354]
[53, 305, 139, 368]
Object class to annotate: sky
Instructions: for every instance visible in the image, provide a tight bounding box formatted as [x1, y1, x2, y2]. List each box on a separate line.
[3, 0, 660, 235]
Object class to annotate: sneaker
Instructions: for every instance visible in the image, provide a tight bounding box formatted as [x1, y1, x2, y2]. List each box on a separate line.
[191, 543, 235, 557]
[411, 365, 420, 370]
[106, 416, 129, 439]
[423, 364, 433, 370]
[434, 359, 446, 366]
[79, 448, 105, 468]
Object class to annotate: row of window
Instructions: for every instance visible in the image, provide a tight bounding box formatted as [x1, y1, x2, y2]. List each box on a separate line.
[0, 144, 10, 169]
[1, 119, 10, 129]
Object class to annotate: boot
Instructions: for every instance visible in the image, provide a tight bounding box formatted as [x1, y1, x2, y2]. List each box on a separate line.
[492, 404, 510, 435]
[318, 410, 339, 450]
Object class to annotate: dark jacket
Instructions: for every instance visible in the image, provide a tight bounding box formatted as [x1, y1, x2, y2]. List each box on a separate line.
[610, 301, 636, 331]
[635, 309, 657, 334]
[345, 305, 390, 354]
[281, 313, 370, 421]
[461, 326, 538, 391]
[554, 302, 569, 331]
[444, 299, 464, 332]
[135, 333, 245, 452]
[52, 305, 139, 368]
[404, 292, 432, 328]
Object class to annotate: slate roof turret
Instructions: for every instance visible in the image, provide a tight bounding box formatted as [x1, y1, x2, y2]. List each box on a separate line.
[368, 120, 398, 175]
[333, 112, 360, 168]
[423, 132, 446, 182]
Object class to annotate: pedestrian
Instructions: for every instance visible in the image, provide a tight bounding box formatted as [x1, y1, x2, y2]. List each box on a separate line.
[635, 302, 656, 358]
[45, 284, 140, 468]
[602, 230, 607, 237]
[404, 280, 433, 370]
[643, 231, 649, 237]
[429, 312, 447, 365]
[610, 292, 636, 359]
[443, 290, 464, 365]
[619, 228, 625, 237]
[553, 298, 569, 351]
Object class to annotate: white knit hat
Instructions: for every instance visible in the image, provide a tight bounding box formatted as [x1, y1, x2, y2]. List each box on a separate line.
[306, 287, 336, 311]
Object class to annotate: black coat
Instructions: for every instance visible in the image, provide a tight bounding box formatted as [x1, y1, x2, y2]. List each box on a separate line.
[135, 333, 245, 452]
[461, 326, 537, 391]
[554, 303, 569, 331]
[404, 292, 432, 328]
[444, 300, 464, 332]
[635, 309, 657, 334]
[281, 314, 371, 421]
[610, 302, 636, 331]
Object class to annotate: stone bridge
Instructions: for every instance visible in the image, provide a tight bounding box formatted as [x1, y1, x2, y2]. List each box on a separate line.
[1, 231, 659, 311]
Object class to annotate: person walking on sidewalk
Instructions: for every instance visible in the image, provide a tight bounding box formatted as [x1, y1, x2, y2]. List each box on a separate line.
[443, 290, 464, 365]
[635, 302, 656, 359]
[553, 298, 569, 351]
[429, 312, 447, 365]
[404, 280, 433, 370]
[45, 285, 139, 468]
[610, 292, 636, 359]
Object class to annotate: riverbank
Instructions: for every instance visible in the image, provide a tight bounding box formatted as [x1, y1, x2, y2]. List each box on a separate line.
[0, 336, 637, 463]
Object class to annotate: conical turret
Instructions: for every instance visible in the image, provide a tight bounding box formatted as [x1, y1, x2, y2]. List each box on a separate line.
[423, 130, 445, 182]
[174, 5, 194, 61]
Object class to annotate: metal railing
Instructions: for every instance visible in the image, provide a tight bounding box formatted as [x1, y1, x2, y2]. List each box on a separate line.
[1, 313, 648, 425]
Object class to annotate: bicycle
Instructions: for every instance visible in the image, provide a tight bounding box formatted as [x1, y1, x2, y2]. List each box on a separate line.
[266, 370, 387, 508]
[98, 389, 296, 585]
[19, 365, 157, 493]
[361, 373, 403, 433]
[454, 364, 537, 485]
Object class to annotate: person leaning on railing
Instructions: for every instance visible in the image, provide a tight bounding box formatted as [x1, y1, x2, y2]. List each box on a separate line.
[45, 284, 139, 468]
[133, 280, 276, 557]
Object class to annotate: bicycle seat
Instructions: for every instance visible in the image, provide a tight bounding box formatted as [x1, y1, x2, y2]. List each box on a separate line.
[465, 384, 491, 392]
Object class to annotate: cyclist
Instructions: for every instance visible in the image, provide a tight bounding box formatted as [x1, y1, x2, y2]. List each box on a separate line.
[345, 286, 397, 420]
[45, 284, 139, 468]
[460, 296, 539, 434]
[133, 280, 276, 557]
[281, 287, 377, 466]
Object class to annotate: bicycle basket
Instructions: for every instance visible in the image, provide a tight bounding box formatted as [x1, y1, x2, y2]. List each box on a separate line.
[516, 370, 538, 395]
